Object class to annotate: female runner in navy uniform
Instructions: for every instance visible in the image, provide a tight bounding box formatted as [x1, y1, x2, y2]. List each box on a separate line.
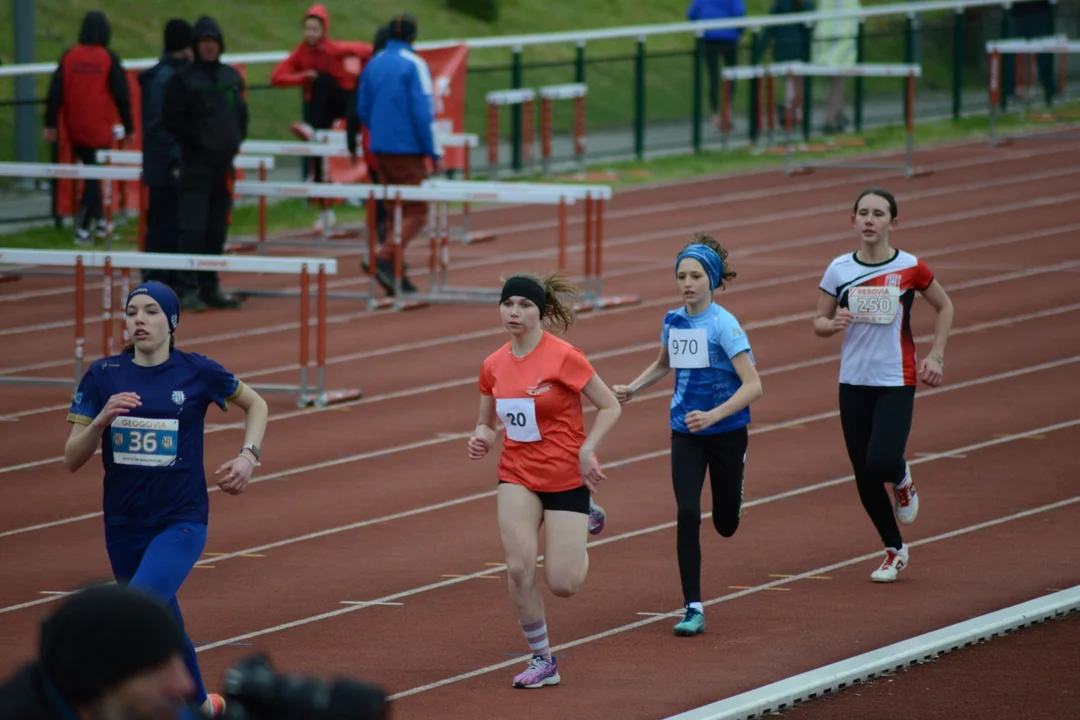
[63, 281, 269, 717]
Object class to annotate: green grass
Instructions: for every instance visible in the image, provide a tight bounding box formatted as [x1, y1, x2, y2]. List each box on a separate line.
[6, 99, 1076, 250]
[0, 0, 1010, 163]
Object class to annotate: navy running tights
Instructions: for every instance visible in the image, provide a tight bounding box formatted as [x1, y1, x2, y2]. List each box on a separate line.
[105, 521, 209, 706]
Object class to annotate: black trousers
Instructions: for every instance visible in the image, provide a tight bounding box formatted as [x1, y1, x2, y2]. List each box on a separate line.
[702, 39, 739, 114]
[73, 145, 105, 230]
[671, 426, 748, 605]
[174, 163, 233, 297]
[838, 384, 915, 551]
[142, 184, 180, 289]
[304, 73, 349, 184]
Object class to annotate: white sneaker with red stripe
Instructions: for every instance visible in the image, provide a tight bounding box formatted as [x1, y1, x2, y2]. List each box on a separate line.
[870, 546, 909, 583]
[892, 464, 919, 525]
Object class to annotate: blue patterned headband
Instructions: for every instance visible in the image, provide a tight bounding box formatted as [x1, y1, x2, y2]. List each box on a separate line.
[126, 282, 180, 334]
[676, 244, 724, 291]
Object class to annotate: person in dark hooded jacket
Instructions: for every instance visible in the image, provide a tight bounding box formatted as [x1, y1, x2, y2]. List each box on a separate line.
[0, 584, 205, 720]
[138, 19, 194, 292]
[161, 16, 248, 312]
[44, 11, 135, 246]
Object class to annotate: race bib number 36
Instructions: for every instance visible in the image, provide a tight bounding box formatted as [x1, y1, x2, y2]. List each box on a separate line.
[111, 417, 179, 467]
[496, 398, 541, 443]
[848, 286, 901, 324]
[668, 328, 710, 369]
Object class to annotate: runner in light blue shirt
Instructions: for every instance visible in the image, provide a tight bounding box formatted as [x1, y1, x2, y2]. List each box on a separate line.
[613, 233, 763, 638]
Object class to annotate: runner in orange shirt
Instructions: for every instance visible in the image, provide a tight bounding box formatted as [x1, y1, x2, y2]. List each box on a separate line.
[468, 272, 622, 689]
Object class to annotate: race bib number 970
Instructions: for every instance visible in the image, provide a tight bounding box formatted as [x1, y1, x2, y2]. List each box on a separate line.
[848, 286, 901, 324]
[668, 328, 710, 369]
[110, 417, 179, 467]
[496, 398, 541, 443]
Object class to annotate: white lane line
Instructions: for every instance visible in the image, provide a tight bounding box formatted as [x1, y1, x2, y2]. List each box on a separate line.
[387, 495, 1080, 700]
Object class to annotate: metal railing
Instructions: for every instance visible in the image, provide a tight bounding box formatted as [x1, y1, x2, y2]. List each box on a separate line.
[0, 0, 1076, 224]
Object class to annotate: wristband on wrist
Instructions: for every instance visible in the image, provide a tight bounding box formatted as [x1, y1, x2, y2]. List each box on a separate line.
[927, 354, 944, 368]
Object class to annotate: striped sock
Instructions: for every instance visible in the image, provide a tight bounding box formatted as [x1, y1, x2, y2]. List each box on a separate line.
[521, 618, 551, 661]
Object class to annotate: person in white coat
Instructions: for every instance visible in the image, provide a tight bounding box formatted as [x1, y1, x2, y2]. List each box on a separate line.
[812, 0, 861, 133]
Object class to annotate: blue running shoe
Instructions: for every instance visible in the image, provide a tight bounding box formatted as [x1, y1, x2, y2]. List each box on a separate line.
[673, 606, 705, 636]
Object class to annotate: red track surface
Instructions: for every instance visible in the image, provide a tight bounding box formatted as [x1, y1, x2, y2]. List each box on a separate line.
[2, 136, 1079, 719]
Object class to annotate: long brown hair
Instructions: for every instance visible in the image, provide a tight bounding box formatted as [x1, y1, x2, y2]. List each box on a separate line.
[502, 271, 579, 334]
[681, 232, 738, 290]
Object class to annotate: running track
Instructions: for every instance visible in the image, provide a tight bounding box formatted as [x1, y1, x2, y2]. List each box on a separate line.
[1, 134, 1078, 719]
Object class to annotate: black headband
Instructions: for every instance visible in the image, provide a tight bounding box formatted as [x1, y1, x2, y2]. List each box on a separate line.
[500, 276, 547, 315]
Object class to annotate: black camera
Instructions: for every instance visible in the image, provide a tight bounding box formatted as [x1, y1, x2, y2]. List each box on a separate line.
[217, 653, 390, 720]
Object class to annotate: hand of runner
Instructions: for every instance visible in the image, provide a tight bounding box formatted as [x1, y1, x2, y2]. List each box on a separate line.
[91, 392, 142, 429]
[215, 454, 254, 495]
[467, 427, 495, 460]
[684, 409, 717, 433]
[611, 384, 634, 405]
[919, 356, 944, 387]
[832, 309, 854, 332]
[579, 449, 606, 492]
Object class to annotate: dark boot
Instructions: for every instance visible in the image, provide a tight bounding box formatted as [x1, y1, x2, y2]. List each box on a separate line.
[200, 286, 243, 309]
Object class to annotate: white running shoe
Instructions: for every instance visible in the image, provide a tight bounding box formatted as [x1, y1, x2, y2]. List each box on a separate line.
[892, 464, 919, 525]
[871, 546, 909, 583]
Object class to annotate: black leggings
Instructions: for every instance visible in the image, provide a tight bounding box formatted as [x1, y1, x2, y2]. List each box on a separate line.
[838, 384, 915, 551]
[671, 427, 748, 605]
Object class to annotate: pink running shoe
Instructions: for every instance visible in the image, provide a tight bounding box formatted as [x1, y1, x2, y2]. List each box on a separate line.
[512, 655, 560, 689]
[588, 498, 606, 535]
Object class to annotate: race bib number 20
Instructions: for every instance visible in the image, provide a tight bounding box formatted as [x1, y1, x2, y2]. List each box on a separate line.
[848, 286, 901, 324]
[111, 417, 179, 467]
[668, 328, 710, 369]
[496, 398, 541, 443]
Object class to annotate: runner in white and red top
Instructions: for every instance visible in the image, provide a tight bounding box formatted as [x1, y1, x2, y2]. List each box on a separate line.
[813, 187, 955, 584]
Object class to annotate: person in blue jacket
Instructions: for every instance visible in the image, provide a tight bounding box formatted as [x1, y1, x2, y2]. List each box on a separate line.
[687, 0, 747, 129]
[138, 19, 193, 293]
[356, 13, 441, 297]
[62, 281, 269, 718]
[612, 234, 763, 638]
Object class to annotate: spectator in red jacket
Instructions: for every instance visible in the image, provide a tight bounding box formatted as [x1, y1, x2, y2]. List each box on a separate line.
[44, 11, 135, 246]
[271, 3, 373, 185]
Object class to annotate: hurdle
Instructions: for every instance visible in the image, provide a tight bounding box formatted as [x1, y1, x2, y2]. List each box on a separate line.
[719, 62, 806, 153]
[986, 36, 1080, 148]
[419, 178, 635, 310]
[94, 150, 278, 250]
[0, 162, 144, 255]
[486, 88, 537, 178]
[235, 133, 495, 247]
[722, 62, 929, 178]
[301, 129, 494, 245]
[538, 83, 588, 175]
[0, 249, 359, 409]
[230, 177, 639, 313]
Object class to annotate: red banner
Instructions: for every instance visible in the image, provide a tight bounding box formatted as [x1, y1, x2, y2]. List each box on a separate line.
[54, 64, 248, 220]
[421, 43, 470, 171]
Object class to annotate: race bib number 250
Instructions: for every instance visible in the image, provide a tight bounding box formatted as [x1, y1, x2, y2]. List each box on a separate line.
[848, 286, 901, 324]
[110, 417, 179, 467]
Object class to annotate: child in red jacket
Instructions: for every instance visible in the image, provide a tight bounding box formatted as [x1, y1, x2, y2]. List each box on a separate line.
[271, 3, 372, 183]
